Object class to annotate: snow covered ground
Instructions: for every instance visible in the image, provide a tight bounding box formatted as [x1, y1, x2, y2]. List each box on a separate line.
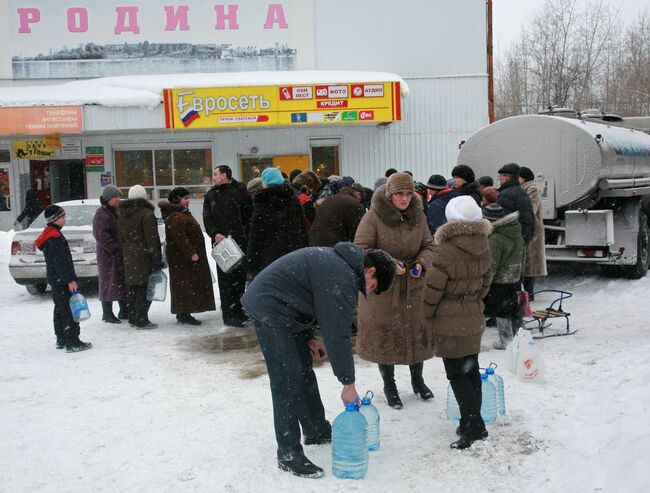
[1, 229, 649, 493]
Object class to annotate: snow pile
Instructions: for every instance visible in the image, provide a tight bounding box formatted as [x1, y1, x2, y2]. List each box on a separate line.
[0, 71, 409, 109]
[1, 228, 649, 491]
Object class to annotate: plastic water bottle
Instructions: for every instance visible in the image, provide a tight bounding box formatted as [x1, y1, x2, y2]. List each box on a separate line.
[146, 269, 167, 302]
[359, 391, 380, 451]
[486, 363, 506, 416]
[480, 372, 498, 425]
[69, 291, 90, 322]
[332, 402, 368, 479]
[446, 383, 461, 421]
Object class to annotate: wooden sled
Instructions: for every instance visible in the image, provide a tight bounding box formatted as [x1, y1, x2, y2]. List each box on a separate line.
[523, 289, 577, 339]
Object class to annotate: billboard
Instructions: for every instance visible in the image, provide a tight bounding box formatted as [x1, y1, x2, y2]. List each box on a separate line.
[163, 82, 402, 129]
[5, 0, 315, 79]
[0, 106, 83, 135]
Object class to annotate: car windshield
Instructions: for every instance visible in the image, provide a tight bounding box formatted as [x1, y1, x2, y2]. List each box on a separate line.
[30, 204, 98, 229]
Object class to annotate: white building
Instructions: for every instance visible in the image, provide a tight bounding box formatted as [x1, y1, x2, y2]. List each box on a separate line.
[0, 0, 490, 229]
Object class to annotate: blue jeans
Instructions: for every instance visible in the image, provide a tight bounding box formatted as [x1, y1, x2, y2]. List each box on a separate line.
[252, 319, 330, 460]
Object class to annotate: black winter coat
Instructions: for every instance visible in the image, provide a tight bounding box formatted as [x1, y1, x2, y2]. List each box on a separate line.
[35, 224, 77, 286]
[497, 180, 535, 244]
[457, 181, 482, 207]
[309, 189, 365, 247]
[202, 180, 252, 250]
[242, 243, 365, 385]
[246, 184, 308, 275]
[426, 188, 460, 234]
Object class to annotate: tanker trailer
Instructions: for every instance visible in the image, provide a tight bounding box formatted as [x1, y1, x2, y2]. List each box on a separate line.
[458, 114, 650, 278]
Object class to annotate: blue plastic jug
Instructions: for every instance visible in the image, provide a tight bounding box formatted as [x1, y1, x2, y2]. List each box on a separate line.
[146, 269, 167, 302]
[446, 371, 499, 425]
[332, 402, 368, 479]
[359, 391, 380, 451]
[486, 363, 506, 416]
[69, 291, 90, 322]
[480, 372, 498, 425]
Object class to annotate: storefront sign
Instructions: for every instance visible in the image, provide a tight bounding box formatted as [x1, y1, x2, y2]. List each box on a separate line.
[0, 106, 83, 136]
[61, 138, 83, 156]
[45, 134, 61, 149]
[12, 138, 56, 159]
[163, 82, 401, 129]
[6, 0, 315, 79]
[85, 146, 105, 171]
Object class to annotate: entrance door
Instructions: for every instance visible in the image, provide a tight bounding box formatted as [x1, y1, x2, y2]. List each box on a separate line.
[30, 160, 86, 206]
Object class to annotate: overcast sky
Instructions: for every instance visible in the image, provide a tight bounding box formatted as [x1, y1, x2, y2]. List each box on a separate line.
[493, 0, 649, 52]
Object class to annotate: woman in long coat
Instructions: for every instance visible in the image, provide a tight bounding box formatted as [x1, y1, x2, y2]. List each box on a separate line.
[354, 172, 435, 409]
[92, 185, 128, 323]
[159, 187, 215, 325]
[117, 185, 162, 329]
[519, 167, 547, 298]
[424, 195, 493, 449]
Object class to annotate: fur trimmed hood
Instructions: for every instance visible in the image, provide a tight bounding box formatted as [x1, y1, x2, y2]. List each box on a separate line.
[117, 198, 154, 217]
[158, 200, 189, 220]
[489, 211, 519, 230]
[371, 185, 424, 227]
[434, 219, 492, 255]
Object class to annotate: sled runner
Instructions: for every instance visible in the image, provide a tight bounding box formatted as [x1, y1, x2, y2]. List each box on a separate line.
[523, 289, 577, 339]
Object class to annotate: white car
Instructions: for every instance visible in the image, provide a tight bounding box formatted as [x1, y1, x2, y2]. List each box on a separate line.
[9, 199, 166, 295]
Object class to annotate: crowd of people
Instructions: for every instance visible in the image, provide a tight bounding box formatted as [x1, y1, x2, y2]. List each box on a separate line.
[36, 161, 547, 477]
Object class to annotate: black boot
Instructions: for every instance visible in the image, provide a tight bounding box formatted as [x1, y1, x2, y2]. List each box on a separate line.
[379, 364, 403, 409]
[278, 455, 323, 478]
[102, 301, 121, 324]
[450, 429, 488, 449]
[117, 299, 129, 319]
[64, 326, 92, 353]
[410, 362, 434, 400]
[177, 313, 202, 325]
[56, 335, 65, 350]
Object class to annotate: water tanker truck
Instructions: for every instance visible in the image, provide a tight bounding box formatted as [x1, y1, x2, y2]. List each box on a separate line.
[458, 114, 650, 278]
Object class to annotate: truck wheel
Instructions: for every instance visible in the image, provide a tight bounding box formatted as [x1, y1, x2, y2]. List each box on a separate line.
[26, 283, 47, 295]
[623, 214, 650, 279]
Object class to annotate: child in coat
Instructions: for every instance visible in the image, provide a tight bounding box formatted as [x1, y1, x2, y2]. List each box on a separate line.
[35, 205, 92, 352]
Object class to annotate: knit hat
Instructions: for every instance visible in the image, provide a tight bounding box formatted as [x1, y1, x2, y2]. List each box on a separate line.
[366, 249, 397, 295]
[168, 187, 190, 204]
[426, 174, 448, 191]
[445, 195, 483, 222]
[498, 162, 520, 176]
[451, 164, 476, 184]
[261, 167, 284, 186]
[101, 185, 122, 202]
[294, 171, 321, 193]
[385, 172, 415, 197]
[44, 204, 65, 224]
[482, 186, 500, 204]
[520, 166, 535, 182]
[478, 176, 494, 187]
[483, 203, 506, 221]
[128, 184, 148, 200]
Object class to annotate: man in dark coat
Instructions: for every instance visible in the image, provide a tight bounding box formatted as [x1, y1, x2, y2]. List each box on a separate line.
[426, 174, 460, 234]
[160, 187, 215, 325]
[203, 165, 252, 327]
[93, 185, 128, 323]
[241, 243, 396, 478]
[496, 163, 535, 245]
[308, 187, 365, 247]
[117, 185, 163, 329]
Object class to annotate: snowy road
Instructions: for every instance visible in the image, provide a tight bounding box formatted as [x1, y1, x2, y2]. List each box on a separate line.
[1, 231, 648, 492]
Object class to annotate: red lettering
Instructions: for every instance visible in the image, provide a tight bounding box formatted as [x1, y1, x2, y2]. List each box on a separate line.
[17, 8, 40, 33]
[67, 8, 88, 33]
[164, 5, 190, 31]
[215, 5, 239, 30]
[264, 3, 288, 29]
[114, 7, 140, 35]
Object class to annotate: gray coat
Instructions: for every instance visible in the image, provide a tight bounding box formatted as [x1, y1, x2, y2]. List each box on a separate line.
[242, 242, 365, 384]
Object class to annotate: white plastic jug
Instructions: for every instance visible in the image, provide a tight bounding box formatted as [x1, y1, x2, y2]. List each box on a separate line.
[146, 269, 167, 302]
[211, 236, 244, 273]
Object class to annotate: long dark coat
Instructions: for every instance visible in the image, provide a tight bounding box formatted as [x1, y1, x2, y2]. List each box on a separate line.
[424, 220, 493, 359]
[116, 198, 162, 286]
[354, 187, 435, 365]
[309, 189, 366, 247]
[159, 201, 215, 314]
[202, 179, 252, 251]
[246, 184, 308, 276]
[497, 179, 535, 245]
[93, 203, 127, 302]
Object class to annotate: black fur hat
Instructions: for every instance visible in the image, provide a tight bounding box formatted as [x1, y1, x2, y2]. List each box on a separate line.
[168, 187, 190, 204]
[365, 249, 397, 295]
[451, 164, 476, 184]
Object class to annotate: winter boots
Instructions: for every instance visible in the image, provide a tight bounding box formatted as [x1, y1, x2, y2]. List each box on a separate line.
[450, 428, 489, 449]
[117, 299, 129, 320]
[493, 317, 515, 350]
[410, 362, 434, 400]
[64, 326, 92, 353]
[378, 364, 403, 409]
[102, 301, 121, 324]
[278, 455, 324, 479]
[177, 313, 201, 325]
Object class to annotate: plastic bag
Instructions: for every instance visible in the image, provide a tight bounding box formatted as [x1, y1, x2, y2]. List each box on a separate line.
[517, 289, 533, 317]
[506, 328, 544, 381]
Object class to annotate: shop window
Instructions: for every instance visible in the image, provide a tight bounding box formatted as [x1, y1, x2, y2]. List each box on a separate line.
[174, 149, 212, 186]
[310, 140, 340, 178]
[241, 157, 273, 183]
[0, 167, 10, 210]
[155, 150, 173, 186]
[115, 150, 154, 187]
[0, 149, 10, 163]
